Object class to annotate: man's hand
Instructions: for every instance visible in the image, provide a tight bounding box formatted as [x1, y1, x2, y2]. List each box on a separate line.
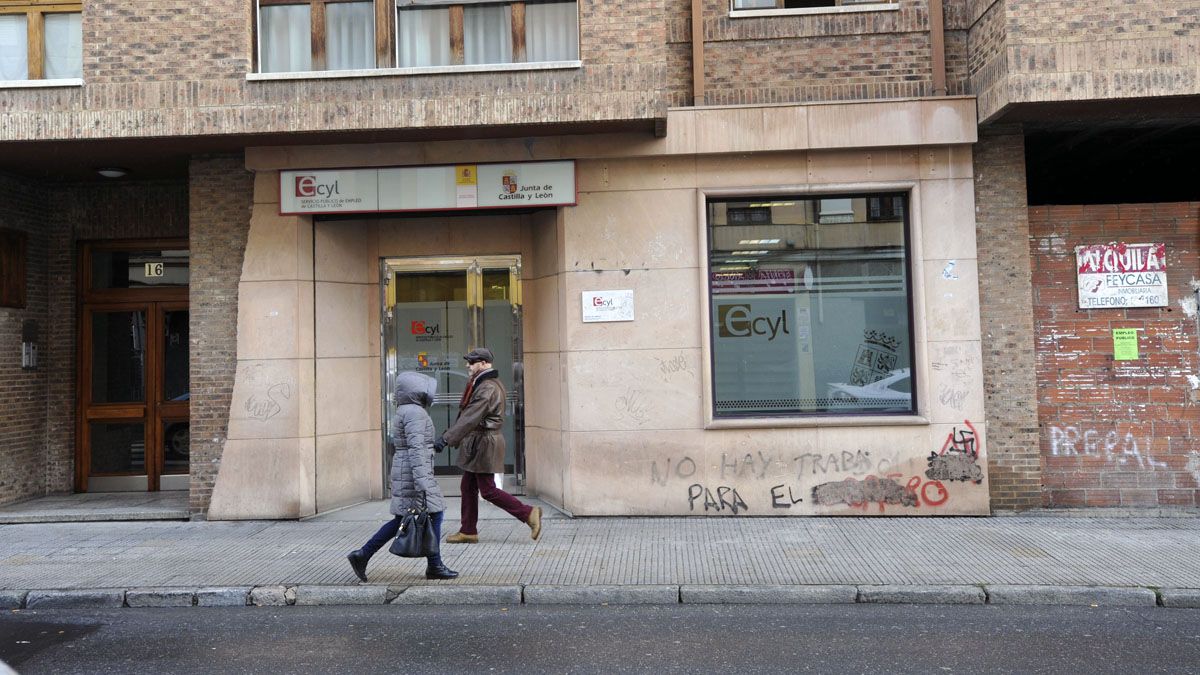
[433, 437, 447, 452]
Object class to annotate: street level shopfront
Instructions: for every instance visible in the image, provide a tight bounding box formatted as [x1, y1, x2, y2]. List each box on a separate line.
[202, 98, 990, 519]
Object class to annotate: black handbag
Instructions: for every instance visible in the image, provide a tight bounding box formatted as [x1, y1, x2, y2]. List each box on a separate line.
[389, 493, 440, 558]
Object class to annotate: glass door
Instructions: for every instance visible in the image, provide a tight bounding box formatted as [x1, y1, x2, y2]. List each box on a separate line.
[381, 256, 524, 491]
[78, 241, 189, 492]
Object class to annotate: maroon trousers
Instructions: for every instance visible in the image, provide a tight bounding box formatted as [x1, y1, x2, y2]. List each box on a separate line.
[458, 471, 532, 535]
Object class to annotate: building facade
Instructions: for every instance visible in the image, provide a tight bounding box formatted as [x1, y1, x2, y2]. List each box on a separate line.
[0, 0, 1195, 518]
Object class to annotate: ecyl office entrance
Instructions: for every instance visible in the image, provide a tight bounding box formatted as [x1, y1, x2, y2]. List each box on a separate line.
[380, 252, 526, 496]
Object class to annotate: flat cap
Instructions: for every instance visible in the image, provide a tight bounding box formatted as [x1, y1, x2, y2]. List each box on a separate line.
[463, 347, 495, 364]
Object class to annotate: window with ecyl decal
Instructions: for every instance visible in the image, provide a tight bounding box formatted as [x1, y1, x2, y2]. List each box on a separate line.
[707, 193, 915, 417]
[0, 2, 82, 81]
[257, 0, 578, 73]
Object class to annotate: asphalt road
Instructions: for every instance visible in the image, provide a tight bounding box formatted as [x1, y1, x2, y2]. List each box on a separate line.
[2, 604, 1199, 674]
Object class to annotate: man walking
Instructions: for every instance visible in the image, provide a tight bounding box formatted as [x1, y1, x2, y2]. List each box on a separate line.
[435, 347, 542, 543]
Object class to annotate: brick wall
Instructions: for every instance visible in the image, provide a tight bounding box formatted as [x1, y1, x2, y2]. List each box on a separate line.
[971, 0, 1200, 121]
[188, 155, 252, 518]
[0, 1, 668, 142]
[0, 173, 49, 506]
[665, 0, 971, 108]
[1032, 202, 1200, 508]
[973, 130, 1041, 510]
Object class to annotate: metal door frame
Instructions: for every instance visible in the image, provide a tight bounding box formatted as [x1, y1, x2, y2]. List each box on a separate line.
[379, 255, 525, 493]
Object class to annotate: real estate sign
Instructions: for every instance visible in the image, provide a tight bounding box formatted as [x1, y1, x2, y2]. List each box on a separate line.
[1075, 242, 1168, 309]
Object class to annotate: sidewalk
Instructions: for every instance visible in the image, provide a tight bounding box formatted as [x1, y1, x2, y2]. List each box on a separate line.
[2, 499, 1199, 609]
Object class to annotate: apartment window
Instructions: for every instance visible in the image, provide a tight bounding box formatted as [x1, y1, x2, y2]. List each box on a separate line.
[397, 0, 578, 68]
[258, 0, 377, 73]
[0, 2, 81, 81]
[708, 193, 915, 417]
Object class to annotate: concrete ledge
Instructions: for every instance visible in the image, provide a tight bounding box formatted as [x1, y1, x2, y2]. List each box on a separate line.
[858, 585, 985, 605]
[26, 590, 125, 609]
[250, 586, 295, 606]
[0, 591, 27, 609]
[391, 585, 522, 605]
[195, 587, 252, 607]
[524, 585, 679, 605]
[1159, 588, 1200, 608]
[985, 585, 1156, 606]
[294, 585, 389, 606]
[125, 588, 195, 607]
[681, 585, 856, 604]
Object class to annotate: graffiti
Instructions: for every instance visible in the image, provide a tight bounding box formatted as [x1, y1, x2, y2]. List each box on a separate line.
[770, 484, 804, 508]
[655, 354, 691, 377]
[938, 387, 969, 411]
[649, 456, 698, 486]
[926, 421, 984, 484]
[687, 484, 749, 514]
[812, 475, 917, 510]
[615, 388, 649, 425]
[720, 451, 786, 480]
[245, 383, 290, 421]
[811, 474, 949, 512]
[1048, 425, 1167, 469]
[793, 450, 874, 476]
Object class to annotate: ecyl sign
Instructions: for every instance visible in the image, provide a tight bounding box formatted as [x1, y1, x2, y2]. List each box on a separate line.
[581, 290, 634, 323]
[280, 161, 576, 215]
[1075, 242, 1168, 309]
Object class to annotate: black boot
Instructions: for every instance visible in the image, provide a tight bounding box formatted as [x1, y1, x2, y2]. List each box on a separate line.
[426, 558, 459, 580]
[347, 549, 370, 582]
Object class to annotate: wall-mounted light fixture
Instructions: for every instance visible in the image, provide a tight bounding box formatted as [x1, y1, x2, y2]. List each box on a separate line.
[95, 167, 130, 179]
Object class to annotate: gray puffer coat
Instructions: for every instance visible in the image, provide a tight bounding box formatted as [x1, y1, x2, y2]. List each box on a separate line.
[389, 371, 446, 515]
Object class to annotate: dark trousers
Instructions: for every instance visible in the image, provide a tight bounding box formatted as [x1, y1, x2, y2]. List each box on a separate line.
[459, 471, 532, 535]
[361, 510, 444, 566]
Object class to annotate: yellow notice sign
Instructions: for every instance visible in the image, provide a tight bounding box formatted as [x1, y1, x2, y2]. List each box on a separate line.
[1113, 328, 1140, 361]
[455, 165, 478, 185]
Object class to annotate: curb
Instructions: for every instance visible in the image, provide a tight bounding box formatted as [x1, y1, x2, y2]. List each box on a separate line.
[2, 584, 1195, 609]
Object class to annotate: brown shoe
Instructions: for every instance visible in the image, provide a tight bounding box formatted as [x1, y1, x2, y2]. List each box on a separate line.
[528, 506, 542, 541]
[445, 532, 479, 544]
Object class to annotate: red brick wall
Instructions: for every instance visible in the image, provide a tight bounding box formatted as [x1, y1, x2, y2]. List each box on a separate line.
[1031, 203, 1200, 508]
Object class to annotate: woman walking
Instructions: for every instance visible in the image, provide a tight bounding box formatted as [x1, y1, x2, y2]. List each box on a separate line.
[347, 371, 458, 581]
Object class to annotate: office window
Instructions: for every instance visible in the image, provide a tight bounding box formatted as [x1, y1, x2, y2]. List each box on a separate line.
[397, 0, 578, 68]
[0, 3, 81, 81]
[258, 0, 376, 73]
[708, 193, 915, 417]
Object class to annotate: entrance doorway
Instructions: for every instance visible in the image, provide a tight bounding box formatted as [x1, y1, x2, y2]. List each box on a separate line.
[77, 241, 190, 492]
[381, 256, 524, 493]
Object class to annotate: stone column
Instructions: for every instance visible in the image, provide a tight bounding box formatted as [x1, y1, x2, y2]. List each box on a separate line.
[206, 168, 317, 519]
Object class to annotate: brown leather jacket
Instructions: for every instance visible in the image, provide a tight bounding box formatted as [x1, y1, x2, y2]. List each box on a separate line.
[444, 369, 507, 473]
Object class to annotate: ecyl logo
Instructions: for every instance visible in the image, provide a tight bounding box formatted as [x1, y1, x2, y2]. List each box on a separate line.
[592, 296, 614, 307]
[410, 321, 440, 336]
[716, 304, 790, 341]
[294, 176, 341, 198]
